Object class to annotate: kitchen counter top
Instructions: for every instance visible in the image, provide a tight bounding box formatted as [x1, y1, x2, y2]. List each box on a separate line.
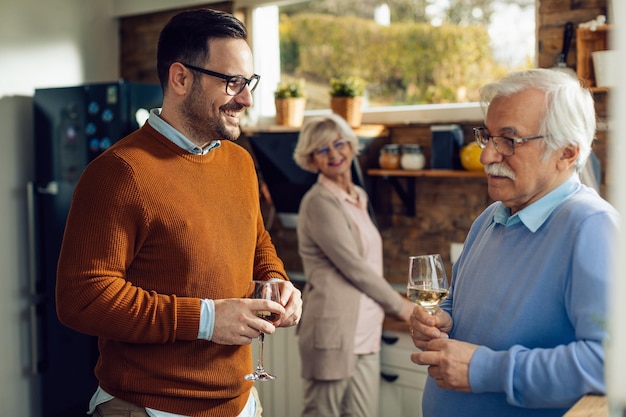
[384, 286, 412, 333]
[563, 395, 608, 417]
[290, 276, 411, 334]
[383, 314, 411, 333]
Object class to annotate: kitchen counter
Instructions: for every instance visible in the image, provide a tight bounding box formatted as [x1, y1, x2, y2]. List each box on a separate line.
[291, 273, 411, 333]
[563, 395, 608, 417]
[383, 314, 411, 333]
[385, 286, 412, 333]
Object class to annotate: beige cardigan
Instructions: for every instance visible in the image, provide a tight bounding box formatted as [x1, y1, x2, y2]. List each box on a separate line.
[296, 183, 405, 380]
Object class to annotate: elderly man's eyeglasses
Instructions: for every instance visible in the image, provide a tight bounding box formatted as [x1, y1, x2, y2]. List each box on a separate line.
[473, 127, 544, 156]
[314, 139, 348, 157]
[181, 63, 260, 96]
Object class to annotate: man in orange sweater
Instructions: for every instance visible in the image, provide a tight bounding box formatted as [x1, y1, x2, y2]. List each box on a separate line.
[56, 9, 302, 417]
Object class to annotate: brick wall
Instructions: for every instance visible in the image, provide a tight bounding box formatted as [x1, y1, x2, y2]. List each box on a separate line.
[118, 2, 234, 83]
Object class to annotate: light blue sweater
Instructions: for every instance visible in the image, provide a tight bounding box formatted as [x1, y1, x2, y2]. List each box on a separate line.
[422, 176, 619, 417]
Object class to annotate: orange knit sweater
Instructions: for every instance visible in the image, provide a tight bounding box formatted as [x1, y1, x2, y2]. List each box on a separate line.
[56, 123, 288, 416]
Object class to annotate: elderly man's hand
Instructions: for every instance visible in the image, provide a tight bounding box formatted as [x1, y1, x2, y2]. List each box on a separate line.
[410, 338, 477, 392]
[409, 306, 452, 350]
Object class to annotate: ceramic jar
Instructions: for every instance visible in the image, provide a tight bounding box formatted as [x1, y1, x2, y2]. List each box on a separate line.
[379, 144, 401, 169]
[400, 144, 425, 170]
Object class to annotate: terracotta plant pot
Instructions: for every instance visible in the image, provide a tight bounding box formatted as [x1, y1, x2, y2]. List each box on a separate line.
[330, 96, 363, 128]
[275, 97, 306, 127]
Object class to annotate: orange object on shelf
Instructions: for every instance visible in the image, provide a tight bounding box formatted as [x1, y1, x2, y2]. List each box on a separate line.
[460, 142, 484, 172]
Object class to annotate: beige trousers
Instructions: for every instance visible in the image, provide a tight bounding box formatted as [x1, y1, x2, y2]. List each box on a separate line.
[301, 352, 380, 417]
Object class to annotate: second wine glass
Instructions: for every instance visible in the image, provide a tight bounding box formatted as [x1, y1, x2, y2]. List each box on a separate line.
[407, 254, 449, 315]
[244, 280, 281, 381]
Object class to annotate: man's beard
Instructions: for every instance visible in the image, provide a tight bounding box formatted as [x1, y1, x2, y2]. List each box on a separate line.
[181, 83, 242, 142]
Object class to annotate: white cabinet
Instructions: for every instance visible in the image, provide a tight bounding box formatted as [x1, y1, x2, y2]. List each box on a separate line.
[252, 325, 304, 416]
[252, 327, 427, 417]
[379, 330, 429, 417]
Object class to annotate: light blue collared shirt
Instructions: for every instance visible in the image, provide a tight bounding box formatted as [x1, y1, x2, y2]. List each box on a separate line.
[88, 109, 257, 417]
[492, 174, 581, 232]
[148, 108, 221, 155]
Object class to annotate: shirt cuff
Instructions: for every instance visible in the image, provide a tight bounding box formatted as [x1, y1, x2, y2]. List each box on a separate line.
[198, 299, 215, 340]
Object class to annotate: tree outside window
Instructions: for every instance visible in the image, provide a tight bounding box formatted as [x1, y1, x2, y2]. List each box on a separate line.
[275, 0, 535, 110]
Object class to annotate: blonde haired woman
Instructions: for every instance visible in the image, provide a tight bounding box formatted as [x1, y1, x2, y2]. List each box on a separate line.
[294, 114, 413, 417]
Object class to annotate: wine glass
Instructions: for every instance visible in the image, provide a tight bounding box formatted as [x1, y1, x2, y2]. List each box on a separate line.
[407, 254, 449, 315]
[245, 280, 281, 381]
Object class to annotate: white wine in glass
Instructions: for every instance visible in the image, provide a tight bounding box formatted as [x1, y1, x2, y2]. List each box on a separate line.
[244, 280, 281, 381]
[407, 254, 449, 315]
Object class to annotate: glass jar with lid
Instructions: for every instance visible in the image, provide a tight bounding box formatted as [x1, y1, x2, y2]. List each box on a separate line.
[379, 144, 401, 169]
[401, 144, 425, 170]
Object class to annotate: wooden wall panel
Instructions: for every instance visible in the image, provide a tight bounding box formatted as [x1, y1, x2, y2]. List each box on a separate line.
[537, 0, 608, 69]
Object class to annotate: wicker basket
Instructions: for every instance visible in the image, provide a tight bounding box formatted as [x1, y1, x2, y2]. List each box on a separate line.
[330, 96, 363, 128]
[275, 97, 306, 127]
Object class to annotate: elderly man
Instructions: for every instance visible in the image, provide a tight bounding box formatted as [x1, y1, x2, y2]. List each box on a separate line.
[409, 68, 619, 417]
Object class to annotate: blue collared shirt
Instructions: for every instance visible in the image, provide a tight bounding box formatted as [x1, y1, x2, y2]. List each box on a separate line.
[492, 174, 581, 232]
[148, 108, 221, 155]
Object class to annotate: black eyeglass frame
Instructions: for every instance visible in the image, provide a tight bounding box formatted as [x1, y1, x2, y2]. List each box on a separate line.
[180, 63, 260, 96]
[473, 127, 544, 156]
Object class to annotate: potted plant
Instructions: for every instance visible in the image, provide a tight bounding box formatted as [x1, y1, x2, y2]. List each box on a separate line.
[329, 76, 366, 128]
[274, 79, 306, 127]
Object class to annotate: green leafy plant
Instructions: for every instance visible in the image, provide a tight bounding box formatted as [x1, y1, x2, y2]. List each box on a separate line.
[274, 79, 306, 99]
[329, 76, 366, 97]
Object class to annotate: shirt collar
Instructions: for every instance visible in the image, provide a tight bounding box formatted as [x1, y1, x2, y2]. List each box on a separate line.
[148, 108, 220, 155]
[493, 174, 581, 232]
[318, 174, 364, 207]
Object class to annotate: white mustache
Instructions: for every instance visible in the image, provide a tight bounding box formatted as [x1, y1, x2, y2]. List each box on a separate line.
[484, 163, 516, 180]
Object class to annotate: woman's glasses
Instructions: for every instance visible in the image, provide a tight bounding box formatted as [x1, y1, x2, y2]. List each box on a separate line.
[314, 139, 348, 157]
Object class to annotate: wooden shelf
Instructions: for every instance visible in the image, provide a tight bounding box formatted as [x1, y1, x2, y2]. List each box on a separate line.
[242, 123, 389, 138]
[368, 169, 485, 178]
[367, 169, 486, 216]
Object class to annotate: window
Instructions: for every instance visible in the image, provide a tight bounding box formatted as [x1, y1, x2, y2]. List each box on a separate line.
[247, 1, 536, 125]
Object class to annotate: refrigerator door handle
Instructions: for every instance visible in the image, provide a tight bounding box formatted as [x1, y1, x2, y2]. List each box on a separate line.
[29, 301, 47, 375]
[26, 182, 38, 296]
[29, 304, 40, 375]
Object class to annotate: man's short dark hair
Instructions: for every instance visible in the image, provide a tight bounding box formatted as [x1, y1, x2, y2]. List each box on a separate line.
[156, 9, 248, 90]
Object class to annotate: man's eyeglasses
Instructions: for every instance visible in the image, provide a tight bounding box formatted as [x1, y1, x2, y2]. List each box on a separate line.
[314, 139, 348, 157]
[473, 127, 544, 156]
[180, 63, 260, 96]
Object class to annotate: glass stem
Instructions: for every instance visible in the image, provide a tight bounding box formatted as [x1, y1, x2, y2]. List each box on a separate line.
[257, 333, 265, 371]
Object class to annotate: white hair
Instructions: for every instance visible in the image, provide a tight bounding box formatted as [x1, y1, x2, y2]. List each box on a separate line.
[479, 68, 596, 172]
[293, 114, 360, 173]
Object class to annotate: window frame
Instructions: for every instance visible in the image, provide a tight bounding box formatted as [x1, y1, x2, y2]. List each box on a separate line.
[245, 2, 485, 126]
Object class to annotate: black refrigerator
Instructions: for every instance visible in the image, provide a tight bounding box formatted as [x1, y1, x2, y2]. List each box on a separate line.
[28, 81, 162, 417]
